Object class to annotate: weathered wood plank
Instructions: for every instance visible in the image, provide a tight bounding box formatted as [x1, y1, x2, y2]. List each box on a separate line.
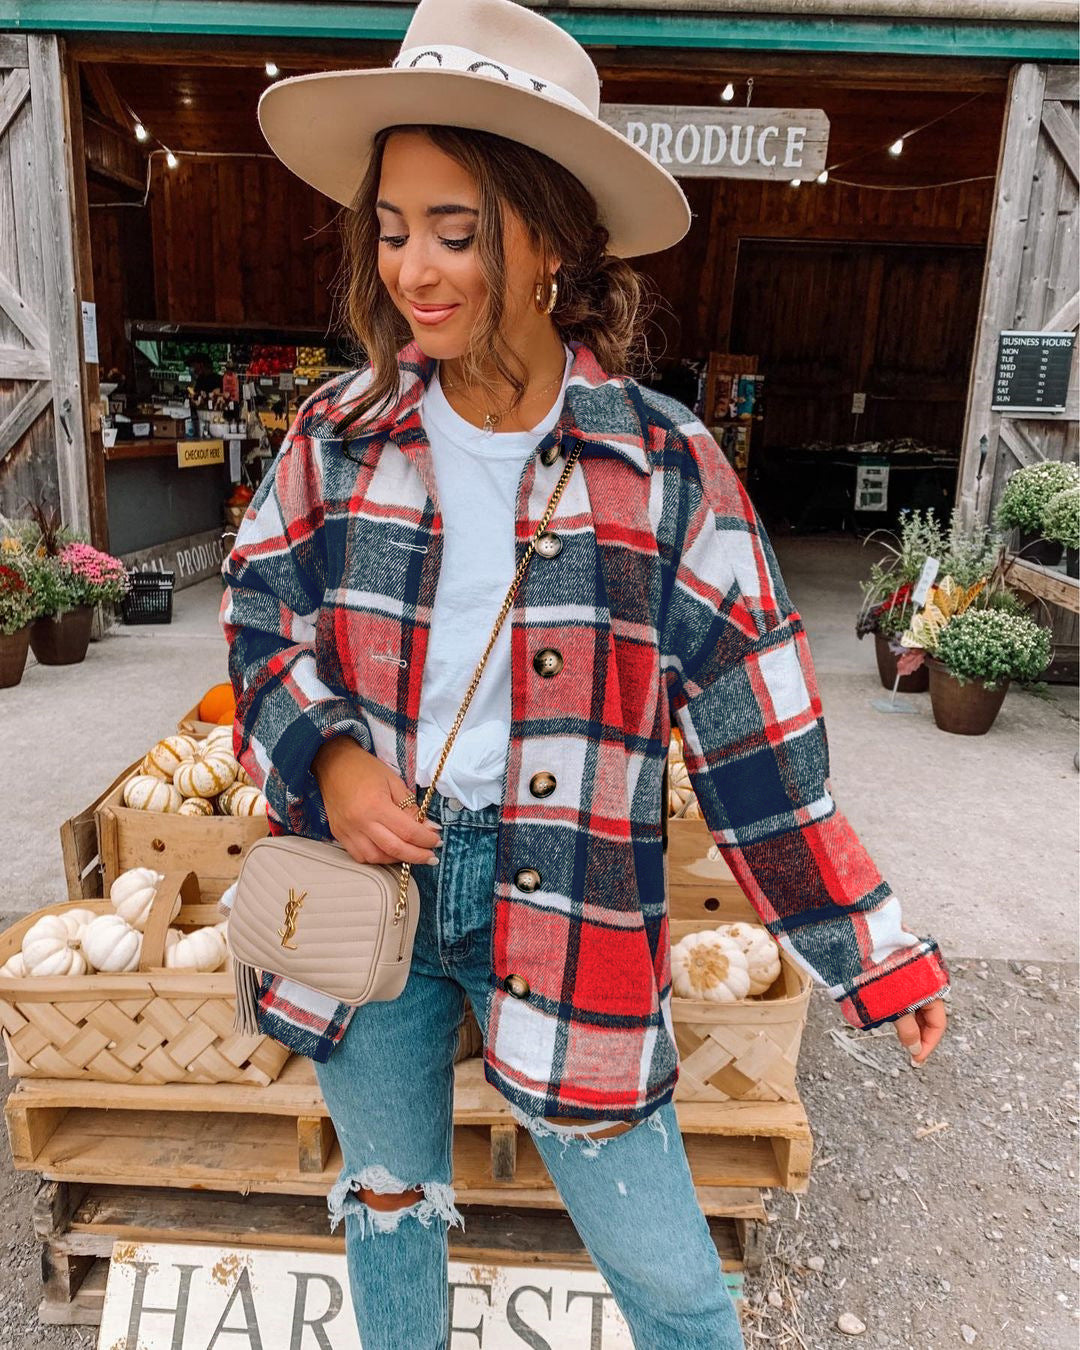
[0, 66, 29, 140]
[1043, 64, 1080, 102]
[1005, 554, 1080, 614]
[0, 378, 51, 464]
[0, 345, 49, 380]
[0, 34, 28, 69]
[27, 34, 91, 535]
[1041, 98, 1080, 182]
[0, 268, 49, 350]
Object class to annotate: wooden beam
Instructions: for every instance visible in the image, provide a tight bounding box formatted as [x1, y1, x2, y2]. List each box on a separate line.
[0, 67, 30, 140]
[997, 417, 1047, 468]
[80, 61, 129, 129]
[956, 63, 1047, 528]
[0, 346, 50, 380]
[82, 111, 147, 193]
[27, 35, 92, 536]
[0, 270, 50, 351]
[0, 380, 52, 465]
[1005, 555, 1080, 613]
[1041, 98, 1080, 182]
[1043, 290, 1080, 334]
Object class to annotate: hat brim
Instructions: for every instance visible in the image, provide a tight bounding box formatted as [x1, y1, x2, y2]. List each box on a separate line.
[258, 68, 691, 258]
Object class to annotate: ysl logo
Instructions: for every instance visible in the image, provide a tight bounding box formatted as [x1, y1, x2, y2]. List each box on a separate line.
[278, 888, 307, 949]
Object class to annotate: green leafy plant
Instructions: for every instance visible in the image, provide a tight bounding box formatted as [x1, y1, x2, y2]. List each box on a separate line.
[1041, 486, 1080, 553]
[995, 461, 1080, 535]
[934, 608, 1051, 690]
[0, 559, 36, 636]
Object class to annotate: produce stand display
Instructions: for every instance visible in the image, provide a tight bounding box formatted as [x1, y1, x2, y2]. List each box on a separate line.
[3, 703, 814, 1328]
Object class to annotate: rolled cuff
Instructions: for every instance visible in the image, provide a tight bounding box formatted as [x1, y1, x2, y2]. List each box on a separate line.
[836, 940, 950, 1031]
[274, 707, 374, 838]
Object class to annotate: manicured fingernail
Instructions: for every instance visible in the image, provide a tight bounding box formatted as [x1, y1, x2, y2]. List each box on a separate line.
[910, 1055, 923, 1068]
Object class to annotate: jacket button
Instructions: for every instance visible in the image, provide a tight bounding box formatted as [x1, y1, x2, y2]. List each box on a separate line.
[514, 867, 542, 892]
[504, 973, 530, 999]
[529, 771, 557, 798]
[539, 442, 561, 467]
[533, 648, 563, 678]
[535, 532, 562, 559]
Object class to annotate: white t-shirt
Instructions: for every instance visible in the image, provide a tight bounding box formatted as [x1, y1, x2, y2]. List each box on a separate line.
[416, 346, 574, 808]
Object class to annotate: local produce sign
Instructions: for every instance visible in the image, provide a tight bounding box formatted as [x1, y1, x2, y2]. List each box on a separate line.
[99, 1242, 636, 1348]
[601, 104, 829, 179]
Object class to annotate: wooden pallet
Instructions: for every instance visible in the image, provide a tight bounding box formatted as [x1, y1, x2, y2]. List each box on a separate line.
[6, 1052, 811, 1203]
[31, 1179, 761, 1326]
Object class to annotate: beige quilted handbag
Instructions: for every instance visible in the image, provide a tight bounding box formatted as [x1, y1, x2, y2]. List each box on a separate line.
[227, 438, 582, 1033]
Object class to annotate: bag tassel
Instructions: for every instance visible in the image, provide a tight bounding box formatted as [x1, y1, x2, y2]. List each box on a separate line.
[232, 958, 261, 1036]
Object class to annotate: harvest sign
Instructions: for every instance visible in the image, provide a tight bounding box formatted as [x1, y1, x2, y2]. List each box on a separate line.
[601, 105, 830, 179]
[98, 1241, 639, 1348]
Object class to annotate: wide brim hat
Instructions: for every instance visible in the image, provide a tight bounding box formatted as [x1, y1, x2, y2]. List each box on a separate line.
[257, 0, 691, 258]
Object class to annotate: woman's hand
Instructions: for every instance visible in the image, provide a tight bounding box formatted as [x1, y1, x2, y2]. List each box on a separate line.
[311, 737, 442, 866]
[893, 998, 948, 1066]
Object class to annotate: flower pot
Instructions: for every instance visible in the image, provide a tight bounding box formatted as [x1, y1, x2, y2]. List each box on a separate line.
[927, 658, 1009, 736]
[1066, 547, 1079, 580]
[0, 626, 31, 688]
[873, 632, 929, 693]
[1016, 529, 1063, 567]
[29, 605, 94, 666]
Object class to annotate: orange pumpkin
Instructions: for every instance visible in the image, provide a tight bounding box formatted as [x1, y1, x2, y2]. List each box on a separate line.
[198, 683, 236, 723]
[216, 710, 235, 726]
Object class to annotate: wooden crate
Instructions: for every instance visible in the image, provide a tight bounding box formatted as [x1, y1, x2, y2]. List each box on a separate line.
[5, 1053, 811, 1202]
[59, 761, 134, 901]
[177, 701, 221, 739]
[30, 1179, 757, 1326]
[96, 759, 268, 901]
[666, 814, 747, 913]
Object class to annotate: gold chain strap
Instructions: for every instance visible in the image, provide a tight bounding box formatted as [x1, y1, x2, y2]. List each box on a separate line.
[393, 437, 583, 923]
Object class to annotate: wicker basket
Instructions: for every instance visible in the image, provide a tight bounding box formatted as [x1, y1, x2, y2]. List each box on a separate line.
[0, 872, 289, 1087]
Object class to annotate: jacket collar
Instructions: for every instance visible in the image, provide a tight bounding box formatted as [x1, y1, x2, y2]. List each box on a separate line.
[316, 339, 652, 477]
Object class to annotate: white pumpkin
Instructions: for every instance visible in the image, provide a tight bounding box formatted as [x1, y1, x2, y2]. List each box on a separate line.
[163, 924, 228, 972]
[234, 765, 254, 787]
[174, 745, 239, 799]
[124, 774, 183, 813]
[21, 915, 88, 977]
[60, 907, 97, 938]
[718, 922, 781, 996]
[141, 734, 199, 782]
[218, 783, 269, 817]
[667, 758, 696, 818]
[178, 796, 215, 818]
[109, 867, 174, 932]
[671, 931, 750, 1002]
[1, 951, 26, 977]
[81, 914, 142, 973]
[201, 725, 235, 753]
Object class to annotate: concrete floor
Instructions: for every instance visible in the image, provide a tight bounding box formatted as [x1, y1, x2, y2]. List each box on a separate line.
[2, 535, 1077, 965]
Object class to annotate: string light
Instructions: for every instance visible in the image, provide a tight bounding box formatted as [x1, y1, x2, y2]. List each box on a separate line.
[265, 61, 280, 78]
[721, 82, 734, 102]
[133, 121, 148, 142]
[816, 169, 829, 184]
[165, 150, 178, 169]
[889, 137, 905, 157]
[790, 179, 802, 188]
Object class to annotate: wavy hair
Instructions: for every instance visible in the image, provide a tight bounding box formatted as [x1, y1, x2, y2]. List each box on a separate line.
[332, 124, 654, 438]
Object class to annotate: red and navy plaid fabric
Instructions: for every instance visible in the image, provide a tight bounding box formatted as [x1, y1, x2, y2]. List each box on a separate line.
[221, 339, 949, 1122]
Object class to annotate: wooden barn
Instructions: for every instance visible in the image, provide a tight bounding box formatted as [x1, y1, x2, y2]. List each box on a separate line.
[0, 0, 1076, 612]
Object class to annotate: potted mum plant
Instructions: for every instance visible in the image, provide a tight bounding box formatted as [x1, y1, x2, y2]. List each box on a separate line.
[926, 607, 1051, 735]
[1042, 486, 1079, 579]
[19, 501, 128, 666]
[995, 460, 1080, 566]
[0, 554, 38, 688]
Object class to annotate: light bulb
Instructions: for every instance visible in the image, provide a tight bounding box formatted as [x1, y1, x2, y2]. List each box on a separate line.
[265, 61, 280, 78]
[790, 179, 802, 188]
[889, 137, 904, 157]
[134, 121, 148, 142]
[721, 82, 734, 102]
[817, 169, 829, 184]
[165, 150, 178, 169]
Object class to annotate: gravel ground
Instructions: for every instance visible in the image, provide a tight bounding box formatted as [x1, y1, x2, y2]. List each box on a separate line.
[2, 956, 1075, 1348]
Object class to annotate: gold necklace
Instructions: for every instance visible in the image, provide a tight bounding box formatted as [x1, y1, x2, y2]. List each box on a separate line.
[440, 363, 565, 433]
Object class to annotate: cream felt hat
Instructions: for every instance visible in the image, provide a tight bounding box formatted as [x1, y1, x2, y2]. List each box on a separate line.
[257, 0, 691, 258]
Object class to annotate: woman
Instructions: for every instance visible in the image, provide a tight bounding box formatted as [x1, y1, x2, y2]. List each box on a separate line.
[222, 2, 950, 1346]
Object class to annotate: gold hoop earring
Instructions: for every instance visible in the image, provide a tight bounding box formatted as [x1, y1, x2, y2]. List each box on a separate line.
[534, 277, 558, 315]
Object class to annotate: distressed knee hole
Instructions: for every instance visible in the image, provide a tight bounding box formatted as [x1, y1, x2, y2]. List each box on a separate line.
[327, 1165, 464, 1238]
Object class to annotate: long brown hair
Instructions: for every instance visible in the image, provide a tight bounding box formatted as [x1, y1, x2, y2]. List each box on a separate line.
[332, 124, 654, 438]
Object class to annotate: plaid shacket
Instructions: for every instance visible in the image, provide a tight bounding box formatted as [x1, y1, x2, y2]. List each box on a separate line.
[220, 339, 949, 1123]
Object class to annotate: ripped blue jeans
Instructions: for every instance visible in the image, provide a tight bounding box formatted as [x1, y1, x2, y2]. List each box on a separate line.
[314, 787, 744, 1350]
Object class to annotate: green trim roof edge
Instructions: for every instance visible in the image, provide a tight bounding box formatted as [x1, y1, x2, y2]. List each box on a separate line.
[0, 2, 1076, 60]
